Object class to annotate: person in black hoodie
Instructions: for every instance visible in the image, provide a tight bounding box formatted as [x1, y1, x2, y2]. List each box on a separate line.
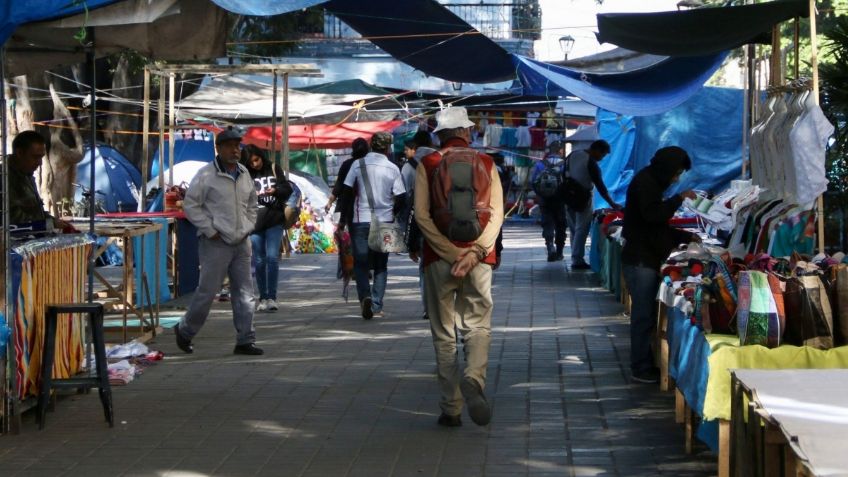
[621, 146, 699, 384]
[242, 145, 293, 312]
[325, 137, 369, 227]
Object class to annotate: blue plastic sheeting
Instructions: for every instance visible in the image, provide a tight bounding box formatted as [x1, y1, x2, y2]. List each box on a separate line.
[133, 218, 170, 306]
[150, 139, 215, 176]
[666, 306, 721, 452]
[513, 53, 727, 117]
[208, 0, 326, 16]
[0, 0, 120, 44]
[597, 86, 744, 207]
[77, 144, 142, 213]
[593, 112, 636, 210]
[325, 0, 514, 83]
[630, 86, 744, 197]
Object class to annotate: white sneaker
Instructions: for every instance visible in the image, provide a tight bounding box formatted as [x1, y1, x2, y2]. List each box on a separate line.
[256, 299, 268, 312]
[266, 299, 279, 311]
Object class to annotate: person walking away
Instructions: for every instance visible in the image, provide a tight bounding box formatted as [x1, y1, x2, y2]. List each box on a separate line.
[403, 131, 437, 320]
[342, 132, 407, 319]
[325, 137, 369, 227]
[531, 141, 567, 262]
[175, 128, 262, 355]
[242, 145, 293, 312]
[621, 146, 700, 383]
[415, 106, 504, 427]
[564, 140, 622, 270]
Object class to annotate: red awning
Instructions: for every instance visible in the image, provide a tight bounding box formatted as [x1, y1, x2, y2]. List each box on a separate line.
[194, 120, 404, 150]
[245, 120, 403, 150]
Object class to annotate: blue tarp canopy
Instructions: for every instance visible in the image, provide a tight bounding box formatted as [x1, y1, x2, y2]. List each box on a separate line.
[596, 0, 808, 57]
[76, 144, 142, 213]
[595, 87, 744, 209]
[0, 0, 120, 44]
[208, 0, 325, 16]
[513, 53, 727, 117]
[324, 0, 515, 84]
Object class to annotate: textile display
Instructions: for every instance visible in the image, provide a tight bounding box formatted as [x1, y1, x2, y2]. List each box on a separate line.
[749, 85, 834, 206]
[10, 235, 93, 400]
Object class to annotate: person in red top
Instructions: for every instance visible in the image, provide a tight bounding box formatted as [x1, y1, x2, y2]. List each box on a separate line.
[414, 107, 504, 427]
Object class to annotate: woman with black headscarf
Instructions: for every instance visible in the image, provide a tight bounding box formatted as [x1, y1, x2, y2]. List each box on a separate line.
[621, 146, 700, 384]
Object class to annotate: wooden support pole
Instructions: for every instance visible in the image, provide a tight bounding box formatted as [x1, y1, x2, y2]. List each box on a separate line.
[157, 75, 165, 195]
[809, 0, 826, 254]
[168, 73, 175, 187]
[141, 67, 150, 211]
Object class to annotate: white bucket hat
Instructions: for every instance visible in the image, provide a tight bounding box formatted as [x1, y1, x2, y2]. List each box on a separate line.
[433, 106, 475, 132]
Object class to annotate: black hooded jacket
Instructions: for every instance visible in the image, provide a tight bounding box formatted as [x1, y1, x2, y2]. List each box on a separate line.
[621, 147, 696, 270]
[246, 159, 294, 233]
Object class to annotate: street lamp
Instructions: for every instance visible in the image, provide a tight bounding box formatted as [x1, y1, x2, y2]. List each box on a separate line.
[559, 35, 575, 60]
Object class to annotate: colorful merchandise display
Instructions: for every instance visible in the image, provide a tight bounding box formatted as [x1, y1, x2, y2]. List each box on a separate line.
[10, 235, 93, 400]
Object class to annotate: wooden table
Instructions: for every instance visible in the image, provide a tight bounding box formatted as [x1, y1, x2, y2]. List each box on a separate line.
[80, 220, 164, 343]
[731, 369, 848, 477]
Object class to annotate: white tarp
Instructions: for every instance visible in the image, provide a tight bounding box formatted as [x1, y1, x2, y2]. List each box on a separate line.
[176, 75, 381, 122]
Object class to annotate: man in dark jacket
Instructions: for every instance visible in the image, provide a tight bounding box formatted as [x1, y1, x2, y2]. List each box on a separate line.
[7, 130, 70, 229]
[621, 146, 699, 383]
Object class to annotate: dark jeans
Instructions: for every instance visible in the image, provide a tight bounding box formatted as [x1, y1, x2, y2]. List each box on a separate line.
[540, 204, 566, 250]
[350, 223, 389, 312]
[623, 264, 661, 373]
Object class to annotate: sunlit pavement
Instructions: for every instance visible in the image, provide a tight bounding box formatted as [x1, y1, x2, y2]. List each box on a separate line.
[0, 224, 716, 477]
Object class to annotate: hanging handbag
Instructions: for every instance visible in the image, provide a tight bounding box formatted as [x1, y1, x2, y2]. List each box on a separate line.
[359, 159, 407, 253]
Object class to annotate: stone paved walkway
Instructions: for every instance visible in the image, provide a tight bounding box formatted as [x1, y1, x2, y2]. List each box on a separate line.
[0, 224, 716, 476]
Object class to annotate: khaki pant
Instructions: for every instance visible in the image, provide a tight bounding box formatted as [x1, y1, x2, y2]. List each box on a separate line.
[424, 259, 493, 416]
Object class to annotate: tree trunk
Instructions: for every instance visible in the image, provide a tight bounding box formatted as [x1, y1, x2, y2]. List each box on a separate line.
[43, 81, 84, 216]
[105, 53, 141, 168]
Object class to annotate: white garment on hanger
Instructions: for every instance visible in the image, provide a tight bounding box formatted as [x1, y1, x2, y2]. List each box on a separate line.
[790, 97, 835, 206]
[516, 126, 532, 148]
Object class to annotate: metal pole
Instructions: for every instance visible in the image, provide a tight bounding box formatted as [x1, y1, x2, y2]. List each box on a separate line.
[87, 27, 96, 303]
[271, 71, 278, 167]
[168, 73, 175, 187]
[141, 67, 150, 211]
[1, 45, 12, 434]
[157, 75, 165, 195]
[282, 73, 289, 178]
[809, 0, 825, 254]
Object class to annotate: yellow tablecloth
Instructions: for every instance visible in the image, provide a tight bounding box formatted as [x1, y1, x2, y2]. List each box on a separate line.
[704, 344, 848, 421]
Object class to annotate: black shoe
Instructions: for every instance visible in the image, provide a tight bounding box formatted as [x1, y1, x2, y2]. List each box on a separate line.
[234, 343, 264, 355]
[460, 378, 492, 426]
[555, 253, 564, 261]
[361, 297, 374, 320]
[437, 413, 462, 427]
[174, 324, 193, 354]
[631, 368, 660, 384]
[421, 313, 429, 320]
[547, 252, 557, 262]
[572, 262, 592, 270]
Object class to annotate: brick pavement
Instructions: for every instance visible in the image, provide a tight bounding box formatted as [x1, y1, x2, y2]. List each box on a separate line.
[0, 224, 716, 476]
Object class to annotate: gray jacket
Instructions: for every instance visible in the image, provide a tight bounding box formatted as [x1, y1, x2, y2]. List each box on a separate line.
[183, 158, 258, 245]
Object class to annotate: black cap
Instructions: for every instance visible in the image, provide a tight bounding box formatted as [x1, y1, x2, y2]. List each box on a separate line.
[215, 127, 242, 144]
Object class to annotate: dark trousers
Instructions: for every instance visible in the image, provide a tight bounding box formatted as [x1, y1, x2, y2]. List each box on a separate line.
[623, 264, 661, 373]
[540, 204, 566, 251]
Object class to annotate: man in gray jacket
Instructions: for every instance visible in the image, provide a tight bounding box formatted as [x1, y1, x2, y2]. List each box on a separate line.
[175, 128, 262, 355]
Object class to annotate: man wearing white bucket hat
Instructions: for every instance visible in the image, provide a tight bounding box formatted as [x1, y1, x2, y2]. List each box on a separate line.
[415, 106, 504, 427]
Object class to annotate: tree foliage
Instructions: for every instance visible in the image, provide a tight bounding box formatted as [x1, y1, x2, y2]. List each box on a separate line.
[228, 8, 325, 61]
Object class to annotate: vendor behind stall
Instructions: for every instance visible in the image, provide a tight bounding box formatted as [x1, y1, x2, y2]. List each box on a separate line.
[621, 146, 700, 384]
[7, 130, 70, 230]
